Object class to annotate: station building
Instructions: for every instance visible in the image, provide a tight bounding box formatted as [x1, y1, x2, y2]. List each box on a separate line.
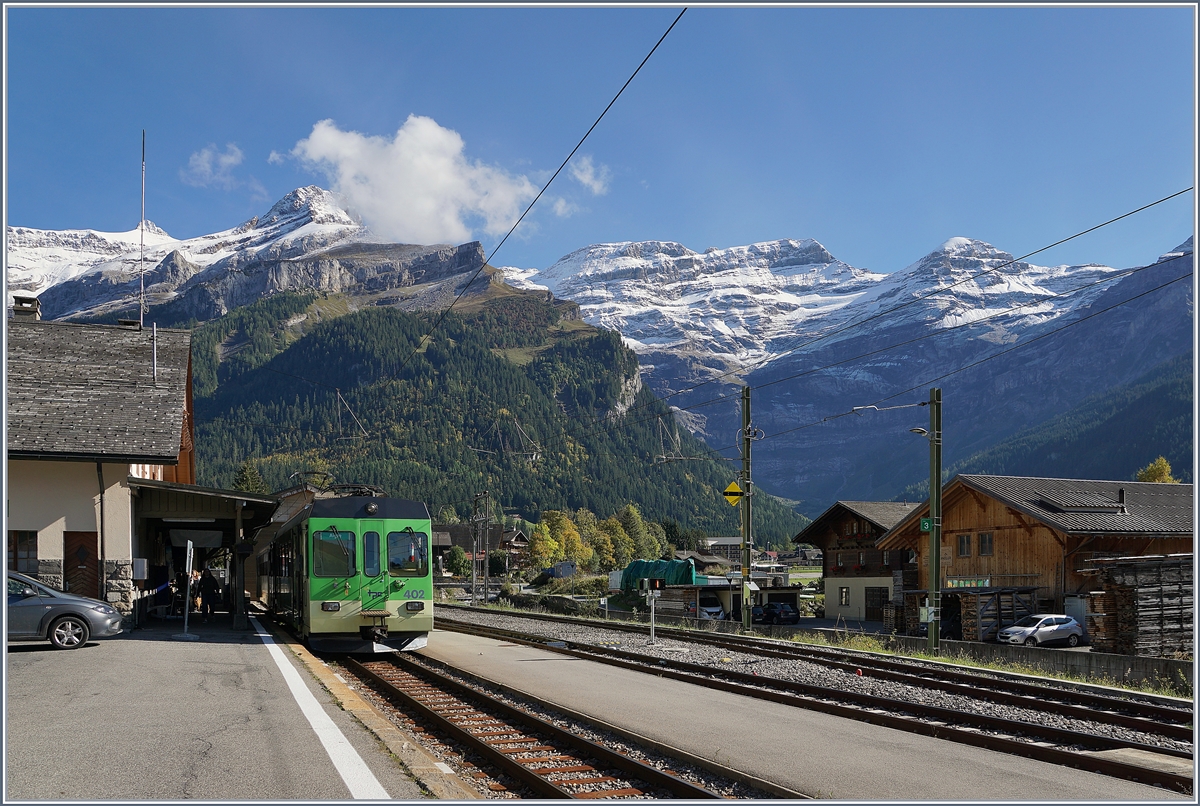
[6, 305, 275, 618]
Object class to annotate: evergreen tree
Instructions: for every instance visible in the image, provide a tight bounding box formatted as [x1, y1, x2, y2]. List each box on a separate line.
[1136, 456, 1180, 483]
[618, 503, 657, 559]
[646, 521, 668, 559]
[232, 460, 268, 494]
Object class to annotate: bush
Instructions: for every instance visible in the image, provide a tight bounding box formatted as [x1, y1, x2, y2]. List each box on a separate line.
[536, 575, 610, 597]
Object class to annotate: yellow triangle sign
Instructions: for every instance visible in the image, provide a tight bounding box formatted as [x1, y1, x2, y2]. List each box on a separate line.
[723, 481, 744, 506]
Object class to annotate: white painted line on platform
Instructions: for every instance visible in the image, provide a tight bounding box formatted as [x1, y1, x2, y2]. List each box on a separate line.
[251, 617, 389, 799]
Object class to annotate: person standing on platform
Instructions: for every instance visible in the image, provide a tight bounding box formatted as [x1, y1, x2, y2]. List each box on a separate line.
[199, 569, 221, 623]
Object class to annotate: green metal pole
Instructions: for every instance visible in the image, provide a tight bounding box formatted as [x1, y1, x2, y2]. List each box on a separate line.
[929, 388, 942, 654]
[742, 386, 753, 631]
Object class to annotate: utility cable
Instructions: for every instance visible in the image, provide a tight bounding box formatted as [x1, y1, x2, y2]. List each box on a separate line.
[691, 267, 1192, 457]
[388, 8, 688, 380]
[566, 187, 1194, 430]
[571, 252, 1191, 441]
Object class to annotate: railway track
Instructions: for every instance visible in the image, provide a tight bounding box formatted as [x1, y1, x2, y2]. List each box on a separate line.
[435, 610, 1194, 794]
[441, 603, 1194, 732]
[343, 653, 740, 799]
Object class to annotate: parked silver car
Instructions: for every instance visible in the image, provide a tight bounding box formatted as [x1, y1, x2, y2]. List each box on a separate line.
[997, 614, 1084, 647]
[7, 571, 123, 649]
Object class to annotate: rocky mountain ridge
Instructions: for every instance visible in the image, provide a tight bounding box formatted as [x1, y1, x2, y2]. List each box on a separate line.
[9, 186, 486, 321]
[9, 186, 1191, 515]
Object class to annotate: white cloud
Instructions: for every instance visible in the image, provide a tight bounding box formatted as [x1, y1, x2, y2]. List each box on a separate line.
[290, 116, 538, 244]
[180, 143, 245, 190]
[552, 197, 579, 218]
[267, 150, 285, 165]
[569, 155, 611, 196]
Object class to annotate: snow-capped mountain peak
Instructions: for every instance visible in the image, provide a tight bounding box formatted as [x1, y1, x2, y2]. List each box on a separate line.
[256, 185, 357, 229]
[502, 235, 1130, 378]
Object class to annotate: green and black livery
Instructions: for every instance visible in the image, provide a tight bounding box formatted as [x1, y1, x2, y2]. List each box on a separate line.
[259, 495, 433, 653]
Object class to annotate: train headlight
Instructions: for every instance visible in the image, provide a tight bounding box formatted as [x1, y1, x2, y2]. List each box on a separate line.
[321, 602, 341, 612]
[404, 601, 425, 612]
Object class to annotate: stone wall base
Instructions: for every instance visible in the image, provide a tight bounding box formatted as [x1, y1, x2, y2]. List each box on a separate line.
[36, 559, 63, 592]
[104, 560, 135, 615]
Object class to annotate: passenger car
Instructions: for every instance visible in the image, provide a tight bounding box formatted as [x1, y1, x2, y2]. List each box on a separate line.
[997, 614, 1085, 647]
[761, 602, 801, 625]
[6, 571, 123, 649]
[696, 595, 725, 620]
[750, 605, 767, 624]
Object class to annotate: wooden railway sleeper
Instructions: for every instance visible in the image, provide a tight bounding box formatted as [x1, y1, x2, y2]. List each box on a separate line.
[349, 657, 723, 799]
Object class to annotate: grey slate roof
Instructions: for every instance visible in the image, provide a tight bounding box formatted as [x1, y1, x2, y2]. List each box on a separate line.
[793, 500, 920, 544]
[837, 501, 921, 530]
[7, 320, 191, 462]
[957, 475, 1194, 536]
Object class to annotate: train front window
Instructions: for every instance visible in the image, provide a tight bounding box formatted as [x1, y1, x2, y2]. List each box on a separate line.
[313, 529, 356, 577]
[387, 530, 429, 577]
[364, 531, 381, 577]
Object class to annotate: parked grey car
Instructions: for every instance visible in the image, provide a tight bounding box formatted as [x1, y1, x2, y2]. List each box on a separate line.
[997, 614, 1085, 647]
[7, 571, 123, 649]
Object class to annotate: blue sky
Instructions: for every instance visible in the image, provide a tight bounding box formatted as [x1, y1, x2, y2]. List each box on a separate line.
[4, 5, 1195, 273]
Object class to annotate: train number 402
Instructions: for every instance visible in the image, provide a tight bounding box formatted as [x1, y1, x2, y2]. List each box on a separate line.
[402, 589, 426, 599]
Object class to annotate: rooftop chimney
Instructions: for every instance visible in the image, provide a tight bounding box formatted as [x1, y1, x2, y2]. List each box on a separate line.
[11, 296, 41, 320]
[1118, 488, 1127, 514]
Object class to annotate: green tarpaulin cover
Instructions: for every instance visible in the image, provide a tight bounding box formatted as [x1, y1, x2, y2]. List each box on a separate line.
[619, 559, 697, 590]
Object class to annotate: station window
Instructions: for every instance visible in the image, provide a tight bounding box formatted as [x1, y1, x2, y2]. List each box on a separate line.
[388, 530, 429, 577]
[978, 532, 994, 557]
[958, 534, 971, 558]
[7, 530, 38, 575]
[364, 532, 381, 577]
[312, 528, 356, 577]
[839, 587, 850, 607]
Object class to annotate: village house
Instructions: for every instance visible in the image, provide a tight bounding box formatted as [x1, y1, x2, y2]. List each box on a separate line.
[877, 474, 1194, 641]
[6, 303, 274, 617]
[792, 501, 919, 622]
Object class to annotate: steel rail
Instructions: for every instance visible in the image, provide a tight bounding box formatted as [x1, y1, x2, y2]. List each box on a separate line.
[440, 603, 1193, 726]
[631, 626, 1194, 740]
[436, 618, 1193, 793]
[346, 655, 723, 799]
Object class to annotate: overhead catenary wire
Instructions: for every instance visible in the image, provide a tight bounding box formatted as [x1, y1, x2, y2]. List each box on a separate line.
[688, 267, 1193, 458]
[569, 250, 1192, 442]
[387, 8, 688, 381]
[565, 187, 1195, 432]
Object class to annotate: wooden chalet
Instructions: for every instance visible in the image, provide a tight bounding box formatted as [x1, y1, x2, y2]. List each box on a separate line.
[878, 475, 1194, 642]
[792, 501, 919, 622]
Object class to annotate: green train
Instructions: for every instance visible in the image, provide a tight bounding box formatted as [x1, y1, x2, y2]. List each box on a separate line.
[258, 494, 433, 653]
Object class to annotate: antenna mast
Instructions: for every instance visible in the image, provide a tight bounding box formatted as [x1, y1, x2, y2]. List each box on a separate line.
[139, 129, 145, 328]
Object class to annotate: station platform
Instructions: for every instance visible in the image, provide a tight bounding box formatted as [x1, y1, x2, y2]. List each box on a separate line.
[4, 611, 472, 801]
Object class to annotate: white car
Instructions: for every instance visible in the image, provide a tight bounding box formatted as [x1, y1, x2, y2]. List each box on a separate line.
[997, 614, 1085, 647]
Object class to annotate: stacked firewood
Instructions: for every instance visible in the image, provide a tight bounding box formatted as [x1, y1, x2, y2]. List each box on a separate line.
[1089, 556, 1192, 657]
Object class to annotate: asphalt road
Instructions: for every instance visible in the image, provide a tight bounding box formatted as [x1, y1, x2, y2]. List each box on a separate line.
[421, 629, 1189, 801]
[5, 617, 424, 801]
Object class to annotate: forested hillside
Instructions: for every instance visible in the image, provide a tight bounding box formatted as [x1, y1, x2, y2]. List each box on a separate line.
[900, 353, 1193, 498]
[191, 291, 809, 543]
